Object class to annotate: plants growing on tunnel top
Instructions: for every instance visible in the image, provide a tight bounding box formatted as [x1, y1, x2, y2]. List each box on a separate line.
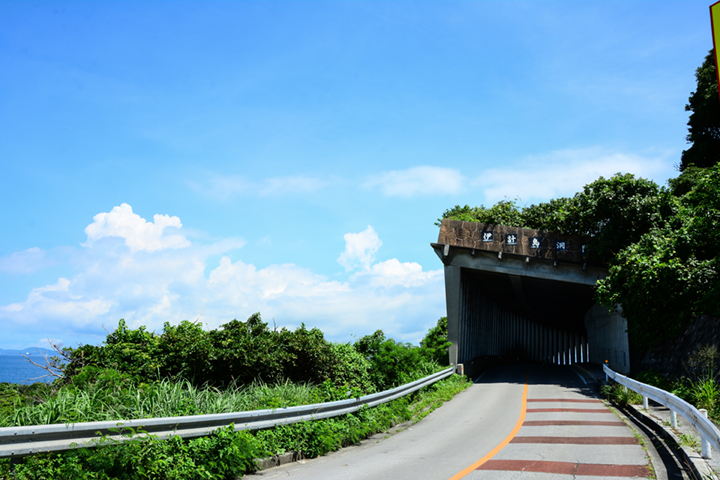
[436, 199, 525, 227]
[440, 173, 673, 266]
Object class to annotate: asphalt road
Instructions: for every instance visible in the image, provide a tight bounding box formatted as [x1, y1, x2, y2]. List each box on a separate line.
[250, 364, 653, 480]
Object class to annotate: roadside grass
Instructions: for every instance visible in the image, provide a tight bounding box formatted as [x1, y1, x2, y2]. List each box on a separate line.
[600, 383, 644, 407]
[2, 377, 320, 427]
[0, 374, 470, 480]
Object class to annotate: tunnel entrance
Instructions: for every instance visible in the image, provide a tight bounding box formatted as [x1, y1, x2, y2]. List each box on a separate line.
[458, 268, 594, 364]
[434, 220, 630, 376]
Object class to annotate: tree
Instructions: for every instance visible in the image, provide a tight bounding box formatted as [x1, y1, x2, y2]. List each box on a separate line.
[680, 50, 720, 171]
[596, 165, 720, 347]
[420, 316, 451, 366]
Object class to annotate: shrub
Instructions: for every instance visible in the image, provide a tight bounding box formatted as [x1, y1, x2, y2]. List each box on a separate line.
[420, 317, 451, 366]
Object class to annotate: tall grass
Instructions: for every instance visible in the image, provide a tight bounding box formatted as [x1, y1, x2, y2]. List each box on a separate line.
[3, 378, 317, 427]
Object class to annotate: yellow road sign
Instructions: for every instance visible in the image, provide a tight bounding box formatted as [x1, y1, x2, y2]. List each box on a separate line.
[711, 1, 720, 98]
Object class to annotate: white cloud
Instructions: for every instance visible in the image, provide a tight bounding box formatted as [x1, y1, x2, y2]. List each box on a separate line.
[337, 226, 381, 271]
[259, 175, 330, 196]
[84, 203, 190, 252]
[0, 247, 50, 274]
[357, 259, 442, 289]
[1, 278, 112, 326]
[1, 208, 445, 345]
[474, 147, 676, 204]
[192, 174, 333, 199]
[363, 166, 465, 197]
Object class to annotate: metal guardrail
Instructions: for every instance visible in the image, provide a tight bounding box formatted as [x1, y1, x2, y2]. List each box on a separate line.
[0, 366, 455, 458]
[604, 364, 720, 459]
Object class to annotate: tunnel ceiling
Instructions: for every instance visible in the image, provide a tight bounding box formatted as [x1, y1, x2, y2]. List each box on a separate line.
[462, 267, 596, 335]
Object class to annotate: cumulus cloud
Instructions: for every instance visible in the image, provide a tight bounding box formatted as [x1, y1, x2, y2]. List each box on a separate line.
[337, 226, 382, 271]
[474, 147, 675, 204]
[0, 247, 51, 274]
[363, 166, 465, 197]
[84, 203, 190, 252]
[1, 209, 444, 345]
[357, 259, 441, 289]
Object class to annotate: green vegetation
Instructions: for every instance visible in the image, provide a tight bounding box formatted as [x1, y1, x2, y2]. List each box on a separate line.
[440, 167, 720, 347]
[633, 345, 720, 422]
[0, 314, 463, 478]
[600, 382, 643, 407]
[440, 54, 720, 349]
[0, 374, 469, 479]
[681, 50, 720, 172]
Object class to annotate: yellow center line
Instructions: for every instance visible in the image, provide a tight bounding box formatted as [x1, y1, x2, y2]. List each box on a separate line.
[448, 370, 529, 480]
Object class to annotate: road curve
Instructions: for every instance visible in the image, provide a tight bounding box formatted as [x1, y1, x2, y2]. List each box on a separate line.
[251, 364, 652, 480]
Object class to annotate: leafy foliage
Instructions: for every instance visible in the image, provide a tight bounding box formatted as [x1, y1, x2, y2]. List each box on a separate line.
[354, 330, 437, 391]
[420, 316, 451, 365]
[437, 199, 524, 227]
[596, 165, 720, 346]
[440, 167, 719, 349]
[599, 382, 643, 407]
[680, 50, 720, 172]
[63, 314, 338, 389]
[441, 174, 672, 265]
[0, 425, 263, 480]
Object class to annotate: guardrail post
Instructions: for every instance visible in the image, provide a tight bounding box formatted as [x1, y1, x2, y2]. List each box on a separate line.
[670, 410, 677, 429]
[700, 409, 712, 459]
[642, 396, 648, 410]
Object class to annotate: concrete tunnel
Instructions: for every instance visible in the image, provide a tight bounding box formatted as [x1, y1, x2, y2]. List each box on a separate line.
[433, 220, 630, 378]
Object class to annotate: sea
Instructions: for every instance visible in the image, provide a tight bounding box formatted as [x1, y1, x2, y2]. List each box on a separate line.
[0, 354, 56, 384]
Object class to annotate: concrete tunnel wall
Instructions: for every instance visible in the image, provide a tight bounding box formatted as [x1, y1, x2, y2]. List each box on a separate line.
[585, 304, 630, 373]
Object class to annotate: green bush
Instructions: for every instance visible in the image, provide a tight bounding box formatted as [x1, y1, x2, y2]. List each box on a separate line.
[354, 330, 439, 391]
[600, 382, 643, 407]
[0, 426, 263, 480]
[635, 370, 672, 391]
[63, 314, 339, 389]
[420, 317, 451, 366]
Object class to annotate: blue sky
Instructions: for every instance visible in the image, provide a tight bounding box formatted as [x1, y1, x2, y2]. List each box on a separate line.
[0, 0, 709, 349]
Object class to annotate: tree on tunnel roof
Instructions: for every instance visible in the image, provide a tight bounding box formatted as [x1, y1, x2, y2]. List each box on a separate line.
[440, 173, 673, 266]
